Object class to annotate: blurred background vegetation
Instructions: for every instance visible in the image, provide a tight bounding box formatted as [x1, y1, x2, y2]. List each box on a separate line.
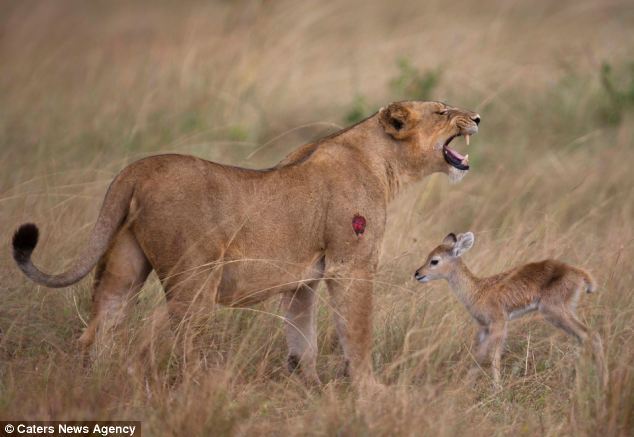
[0, 0, 633, 435]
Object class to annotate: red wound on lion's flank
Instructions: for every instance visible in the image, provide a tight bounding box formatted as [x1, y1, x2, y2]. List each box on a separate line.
[352, 215, 366, 236]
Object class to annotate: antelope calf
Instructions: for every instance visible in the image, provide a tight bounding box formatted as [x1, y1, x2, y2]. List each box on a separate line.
[414, 232, 604, 386]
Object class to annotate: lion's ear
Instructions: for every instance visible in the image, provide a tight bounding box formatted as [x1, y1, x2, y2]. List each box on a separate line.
[379, 102, 418, 139]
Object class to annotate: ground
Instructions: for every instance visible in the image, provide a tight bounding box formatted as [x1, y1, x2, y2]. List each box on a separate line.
[0, 0, 633, 435]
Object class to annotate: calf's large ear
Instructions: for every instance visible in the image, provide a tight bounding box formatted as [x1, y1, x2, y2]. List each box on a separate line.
[452, 232, 475, 257]
[379, 103, 419, 139]
[442, 233, 457, 246]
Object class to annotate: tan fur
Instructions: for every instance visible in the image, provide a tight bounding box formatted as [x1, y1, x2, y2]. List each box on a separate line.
[415, 232, 607, 388]
[13, 101, 480, 384]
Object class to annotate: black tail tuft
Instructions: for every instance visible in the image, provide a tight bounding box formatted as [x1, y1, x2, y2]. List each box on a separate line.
[12, 223, 39, 264]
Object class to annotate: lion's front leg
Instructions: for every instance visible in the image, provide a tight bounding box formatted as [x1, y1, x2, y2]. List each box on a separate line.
[321, 197, 385, 386]
[281, 281, 321, 385]
[325, 267, 375, 383]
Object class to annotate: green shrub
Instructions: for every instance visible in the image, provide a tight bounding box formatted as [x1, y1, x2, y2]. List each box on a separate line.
[344, 94, 372, 124]
[599, 61, 634, 124]
[390, 58, 441, 101]
[343, 58, 442, 125]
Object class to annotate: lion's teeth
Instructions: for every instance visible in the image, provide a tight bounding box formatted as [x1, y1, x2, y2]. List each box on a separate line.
[462, 154, 469, 164]
[465, 135, 470, 146]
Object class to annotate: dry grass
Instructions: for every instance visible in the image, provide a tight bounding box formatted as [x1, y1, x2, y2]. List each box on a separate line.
[1, 0, 634, 435]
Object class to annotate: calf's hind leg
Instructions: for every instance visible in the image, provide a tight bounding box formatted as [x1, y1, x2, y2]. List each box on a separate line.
[539, 303, 589, 344]
[78, 229, 152, 350]
[540, 301, 608, 388]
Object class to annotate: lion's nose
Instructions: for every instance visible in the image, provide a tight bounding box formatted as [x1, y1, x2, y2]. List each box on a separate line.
[471, 114, 481, 125]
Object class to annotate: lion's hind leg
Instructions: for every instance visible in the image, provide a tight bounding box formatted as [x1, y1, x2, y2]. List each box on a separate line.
[159, 255, 225, 375]
[78, 228, 152, 353]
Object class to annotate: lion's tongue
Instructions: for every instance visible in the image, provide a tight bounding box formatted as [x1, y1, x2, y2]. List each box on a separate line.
[446, 146, 464, 161]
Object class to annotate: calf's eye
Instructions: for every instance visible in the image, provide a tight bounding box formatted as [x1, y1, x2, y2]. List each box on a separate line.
[430, 259, 439, 266]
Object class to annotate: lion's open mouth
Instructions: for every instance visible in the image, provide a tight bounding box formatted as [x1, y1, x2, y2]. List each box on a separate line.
[443, 134, 470, 171]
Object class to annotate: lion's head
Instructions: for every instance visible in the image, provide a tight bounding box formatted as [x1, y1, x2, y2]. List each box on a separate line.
[378, 101, 480, 182]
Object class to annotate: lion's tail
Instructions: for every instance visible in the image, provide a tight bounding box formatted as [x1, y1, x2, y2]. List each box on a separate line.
[12, 170, 135, 288]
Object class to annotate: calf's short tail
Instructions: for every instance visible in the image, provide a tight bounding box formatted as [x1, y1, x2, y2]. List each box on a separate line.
[579, 268, 597, 293]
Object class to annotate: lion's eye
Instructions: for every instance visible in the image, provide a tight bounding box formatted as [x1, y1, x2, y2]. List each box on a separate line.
[435, 110, 448, 115]
[430, 259, 439, 266]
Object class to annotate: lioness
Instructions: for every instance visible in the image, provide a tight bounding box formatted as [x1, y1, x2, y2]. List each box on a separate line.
[12, 101, 479, 384]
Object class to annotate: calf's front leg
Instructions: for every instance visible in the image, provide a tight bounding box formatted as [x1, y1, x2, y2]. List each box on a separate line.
[466, 324, 492, 383]
[488, 320, 508, 387]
